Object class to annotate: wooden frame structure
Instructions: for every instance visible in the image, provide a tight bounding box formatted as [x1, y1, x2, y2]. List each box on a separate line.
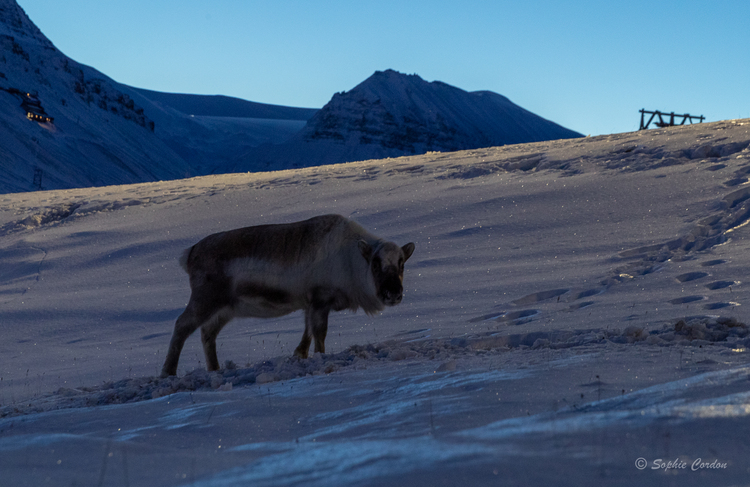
[639, 109, 704, 130]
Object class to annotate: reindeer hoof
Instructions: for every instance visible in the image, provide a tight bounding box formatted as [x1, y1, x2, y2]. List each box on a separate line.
[160, 364, 177, 378]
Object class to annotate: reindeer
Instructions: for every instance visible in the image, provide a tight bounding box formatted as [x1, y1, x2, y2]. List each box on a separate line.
[161, 214, 415, 377]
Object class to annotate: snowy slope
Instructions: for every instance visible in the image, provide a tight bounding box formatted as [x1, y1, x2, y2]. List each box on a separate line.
[235, 70, 582, 171]
[0, 0, 315, 191]
[1, 119, 750, 485]
[0, 0, 198, 193]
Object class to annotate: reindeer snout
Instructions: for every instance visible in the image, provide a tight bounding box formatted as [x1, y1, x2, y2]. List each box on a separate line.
[377, 271, 405, 306]
[383, 289, 403, 305]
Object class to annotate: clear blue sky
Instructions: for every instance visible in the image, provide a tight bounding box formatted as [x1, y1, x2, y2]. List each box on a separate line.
[16, 0, 750, 136]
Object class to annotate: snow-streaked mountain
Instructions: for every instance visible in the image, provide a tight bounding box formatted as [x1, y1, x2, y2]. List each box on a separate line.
[0, 0, 311, 192]
[0, 0, 195, 193]
[234, 70, 583, 171]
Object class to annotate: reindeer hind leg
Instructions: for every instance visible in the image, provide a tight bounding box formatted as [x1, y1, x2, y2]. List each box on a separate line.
[161, 279, 230, 377]
[200, 310, 232, 372]
[161, 305, 204, 377]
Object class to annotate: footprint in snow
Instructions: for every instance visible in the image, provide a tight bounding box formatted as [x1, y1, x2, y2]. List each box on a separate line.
[675, 271, 709, 283]
[705, 280, 739, 290]
[567, 301, 596, 311]
[703, 302, 740, 310]
[511, 288, 569, 306]
[468, 309, 539, 324]
[568, 288, 604, 301]
[668, 296, 705, 305]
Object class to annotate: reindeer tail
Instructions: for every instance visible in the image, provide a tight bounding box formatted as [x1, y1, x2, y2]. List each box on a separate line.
[178, 246, 193, 273]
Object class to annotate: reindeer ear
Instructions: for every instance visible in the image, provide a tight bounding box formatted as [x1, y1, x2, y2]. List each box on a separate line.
[358, 240, 373, 263]
[401, 242, 415, 261]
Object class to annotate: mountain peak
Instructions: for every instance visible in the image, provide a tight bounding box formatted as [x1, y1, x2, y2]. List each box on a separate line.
[0, 0, 56, 50]
[299, 69, 581, 157]
[346, 69, 438, 100]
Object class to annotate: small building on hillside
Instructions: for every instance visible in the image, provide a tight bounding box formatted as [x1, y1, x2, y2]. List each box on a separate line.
[21, 92, 53, 123]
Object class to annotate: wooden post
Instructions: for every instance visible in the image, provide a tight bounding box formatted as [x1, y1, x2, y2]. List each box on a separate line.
[33, 168, 42, 190]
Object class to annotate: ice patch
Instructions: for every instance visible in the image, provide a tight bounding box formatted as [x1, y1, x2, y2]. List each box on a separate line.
[195, 438, 495, 487]
[294, 368, 533, 440]
[461, 366, 750, 441]
[159, 402, 222, 430]
[0, 433, 83, 451]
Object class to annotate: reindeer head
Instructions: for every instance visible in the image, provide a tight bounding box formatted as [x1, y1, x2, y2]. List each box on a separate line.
[359, 240, 415, 306]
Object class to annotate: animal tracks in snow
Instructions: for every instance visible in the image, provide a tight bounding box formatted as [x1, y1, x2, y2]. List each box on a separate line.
[469, 286, 605, 325]
[607, 180, 750, 314]
[667, 259, 741, 310]
[472, 180, 749, 328]
[0, 243, 47, 304]
[6, 314, 749, 419]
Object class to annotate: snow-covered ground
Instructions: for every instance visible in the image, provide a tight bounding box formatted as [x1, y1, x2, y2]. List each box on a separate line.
[2, 119, 750, 486]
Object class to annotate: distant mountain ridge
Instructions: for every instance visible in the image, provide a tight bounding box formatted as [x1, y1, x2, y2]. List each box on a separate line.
[234, 70, 582, 171]
[304, 70, 581, 151]
[133, 88, 318, 121]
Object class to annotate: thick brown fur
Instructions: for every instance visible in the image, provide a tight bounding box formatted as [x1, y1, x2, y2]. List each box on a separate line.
[161, 214, 414, 377]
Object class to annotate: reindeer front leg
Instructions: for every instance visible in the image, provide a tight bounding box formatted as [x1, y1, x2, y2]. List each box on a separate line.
[296, 286, 338, 358]
[294, 304, 330, 358]
[294, 312, 312, 359]
[311, 306, 330, 354]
